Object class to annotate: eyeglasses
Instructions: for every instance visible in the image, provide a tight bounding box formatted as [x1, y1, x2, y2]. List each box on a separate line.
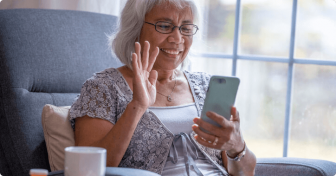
[144, 21, 199, 36]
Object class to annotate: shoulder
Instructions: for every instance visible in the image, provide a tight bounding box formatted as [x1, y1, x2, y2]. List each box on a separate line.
[82, 68, 127, 91]
[183, 70, 211, 102]
[85, 67, 121, 85]
[70, 68, 131, 126]
[184, 70, 211, 85]
[79, 67, 132, 102]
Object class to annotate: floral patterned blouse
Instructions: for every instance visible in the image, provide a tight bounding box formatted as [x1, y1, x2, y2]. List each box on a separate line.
[69, 67, 229, 175]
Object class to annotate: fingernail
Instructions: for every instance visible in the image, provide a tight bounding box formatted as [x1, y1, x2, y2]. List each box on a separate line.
[193, 118, 198, 123]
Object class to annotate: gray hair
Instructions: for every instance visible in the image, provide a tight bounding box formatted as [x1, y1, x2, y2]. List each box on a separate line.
[109, 0, 199, 70]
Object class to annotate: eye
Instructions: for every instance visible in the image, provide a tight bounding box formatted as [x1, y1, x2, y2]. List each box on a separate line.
[181, 28, 191, 32]
[157, 23, 172, 31]
[181, 25, 193, 33]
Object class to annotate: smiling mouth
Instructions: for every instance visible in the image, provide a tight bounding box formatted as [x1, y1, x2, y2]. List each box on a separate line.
[160, 48, 183, 55]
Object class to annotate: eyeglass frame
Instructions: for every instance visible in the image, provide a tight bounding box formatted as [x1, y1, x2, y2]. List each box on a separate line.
[144, 21, 199, 36]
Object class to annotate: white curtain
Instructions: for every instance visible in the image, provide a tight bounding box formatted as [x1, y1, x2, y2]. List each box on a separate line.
[0, 0, 127, 16]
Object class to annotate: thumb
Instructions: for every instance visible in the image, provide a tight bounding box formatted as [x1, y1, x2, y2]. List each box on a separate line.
[148, 70, 158, 86]
[230, 107, 240, 122]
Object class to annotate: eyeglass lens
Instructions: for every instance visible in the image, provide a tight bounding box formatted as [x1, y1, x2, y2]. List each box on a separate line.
[155, 22, 197, 35]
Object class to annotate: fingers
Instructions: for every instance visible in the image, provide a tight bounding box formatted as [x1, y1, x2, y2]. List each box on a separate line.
[142, 41, 149, 70]
[193, 134, 216, 148]
[148, 70, 158, 86]
[135, 42, 142, 70]
[206, 111, 231, 129]
[193, 117, 225, 137]
[147, 46, 159, 72]
[134, 41, 158, 72]
[230, 107, 240, 122]
[131, 53, 139, 73]
[192, 121, 216, 142]
[193, 108, 243, 151]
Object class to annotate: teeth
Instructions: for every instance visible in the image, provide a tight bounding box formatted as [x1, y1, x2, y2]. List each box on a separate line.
[161, 49, 180, 55]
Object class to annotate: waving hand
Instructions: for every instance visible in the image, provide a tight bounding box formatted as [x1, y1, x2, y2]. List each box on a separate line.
[131, 41, 159, 109]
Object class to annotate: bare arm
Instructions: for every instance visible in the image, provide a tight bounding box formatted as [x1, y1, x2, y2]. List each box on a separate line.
[75, 101, 146, 166]
[75, 41, 159, 166]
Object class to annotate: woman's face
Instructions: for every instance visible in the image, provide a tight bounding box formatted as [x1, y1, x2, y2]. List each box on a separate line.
[139, 2, 194, 71]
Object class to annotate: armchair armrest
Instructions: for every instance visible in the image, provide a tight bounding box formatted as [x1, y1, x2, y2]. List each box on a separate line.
[256, 157, 336, 176]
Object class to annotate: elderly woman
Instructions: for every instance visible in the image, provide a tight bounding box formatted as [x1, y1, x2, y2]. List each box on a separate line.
[70, 0, 256, 175]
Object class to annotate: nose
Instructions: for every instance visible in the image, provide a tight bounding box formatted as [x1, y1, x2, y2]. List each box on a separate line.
[168, 27, 184, 44]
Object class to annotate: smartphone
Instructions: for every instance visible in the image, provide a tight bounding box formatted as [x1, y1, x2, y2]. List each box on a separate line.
[200, 75, 240, 134]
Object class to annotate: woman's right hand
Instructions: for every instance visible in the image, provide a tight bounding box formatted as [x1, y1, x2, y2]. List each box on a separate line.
[131, 41, 159, 109]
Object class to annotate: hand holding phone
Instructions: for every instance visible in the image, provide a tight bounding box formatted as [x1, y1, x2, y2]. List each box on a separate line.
[200, 76, 240, 134]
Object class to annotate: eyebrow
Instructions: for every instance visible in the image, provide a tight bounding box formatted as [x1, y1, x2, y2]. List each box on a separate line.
[155, 18, 193, 24]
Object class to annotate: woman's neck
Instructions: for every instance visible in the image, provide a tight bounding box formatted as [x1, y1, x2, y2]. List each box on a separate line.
[156, 69, 177, 83]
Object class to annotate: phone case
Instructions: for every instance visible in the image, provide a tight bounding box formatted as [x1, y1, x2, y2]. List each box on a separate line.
[200, 76, 240, 133]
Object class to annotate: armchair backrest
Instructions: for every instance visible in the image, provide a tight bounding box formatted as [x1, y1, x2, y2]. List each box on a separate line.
[0, 9, 121, 176]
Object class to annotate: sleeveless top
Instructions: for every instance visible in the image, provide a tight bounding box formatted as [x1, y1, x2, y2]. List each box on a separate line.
[69, 67, 229, 175]
[149, 104, 224, 176]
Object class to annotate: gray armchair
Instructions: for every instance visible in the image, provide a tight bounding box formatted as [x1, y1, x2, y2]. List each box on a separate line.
[0, 9, 335, 176]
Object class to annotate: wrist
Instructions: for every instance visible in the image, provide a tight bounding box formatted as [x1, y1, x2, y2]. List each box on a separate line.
[226, 138, 245, 156]
[127, 101, 148, 114]
[226, 141, 247, 162]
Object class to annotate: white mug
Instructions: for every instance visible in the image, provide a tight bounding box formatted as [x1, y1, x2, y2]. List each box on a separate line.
[64, 146, 106, 176]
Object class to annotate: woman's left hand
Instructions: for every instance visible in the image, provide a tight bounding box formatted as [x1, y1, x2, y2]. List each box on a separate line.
[192, 107, 245, 156]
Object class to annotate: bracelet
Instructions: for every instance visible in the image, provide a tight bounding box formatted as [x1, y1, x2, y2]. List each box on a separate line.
[226, 141, 246, 162]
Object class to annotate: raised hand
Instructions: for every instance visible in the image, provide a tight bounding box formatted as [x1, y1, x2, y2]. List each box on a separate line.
[192, 107, 245, 156]
[131, 41, 160, 109]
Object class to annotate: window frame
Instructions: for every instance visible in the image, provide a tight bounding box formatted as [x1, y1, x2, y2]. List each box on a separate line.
[193, 0, 336, 157]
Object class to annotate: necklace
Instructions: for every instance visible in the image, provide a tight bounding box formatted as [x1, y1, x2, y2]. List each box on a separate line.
[156, 71, 177, 102]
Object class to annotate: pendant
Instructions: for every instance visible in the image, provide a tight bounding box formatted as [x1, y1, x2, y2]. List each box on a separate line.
[167, 95, 172, 102]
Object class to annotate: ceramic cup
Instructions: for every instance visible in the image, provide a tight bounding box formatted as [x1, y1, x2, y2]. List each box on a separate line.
[64, 146, 106, 176]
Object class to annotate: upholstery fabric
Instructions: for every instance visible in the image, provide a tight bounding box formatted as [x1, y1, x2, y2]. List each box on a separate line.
[0, 9, 121, 176]
[256, 157, 336, 176]
[41, 105, 74, 171]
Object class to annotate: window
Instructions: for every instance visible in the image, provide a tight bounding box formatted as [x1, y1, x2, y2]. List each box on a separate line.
[192, 0, 336, 162]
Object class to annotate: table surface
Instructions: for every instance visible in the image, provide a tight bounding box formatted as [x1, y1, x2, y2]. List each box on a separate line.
[48, 167, 160, 176]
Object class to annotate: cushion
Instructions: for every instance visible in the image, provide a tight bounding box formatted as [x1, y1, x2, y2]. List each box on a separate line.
[41, 104, 75, 171]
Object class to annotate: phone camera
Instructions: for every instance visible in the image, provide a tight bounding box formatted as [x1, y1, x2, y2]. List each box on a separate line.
[218, 78, 226, 84]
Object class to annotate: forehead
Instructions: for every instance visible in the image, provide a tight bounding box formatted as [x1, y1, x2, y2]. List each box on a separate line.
[145, 2, 193, 23]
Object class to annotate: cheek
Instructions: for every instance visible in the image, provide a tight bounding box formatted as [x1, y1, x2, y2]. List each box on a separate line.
[181, 38, 192, 60]
[148, 37, 165, 50]
[185, 37, 193, 48]
[184, 38, 193, 52]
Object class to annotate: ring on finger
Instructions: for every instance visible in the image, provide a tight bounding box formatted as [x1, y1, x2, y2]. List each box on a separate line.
[213, 136, 219, 146]
[201, 137, 206, 141]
